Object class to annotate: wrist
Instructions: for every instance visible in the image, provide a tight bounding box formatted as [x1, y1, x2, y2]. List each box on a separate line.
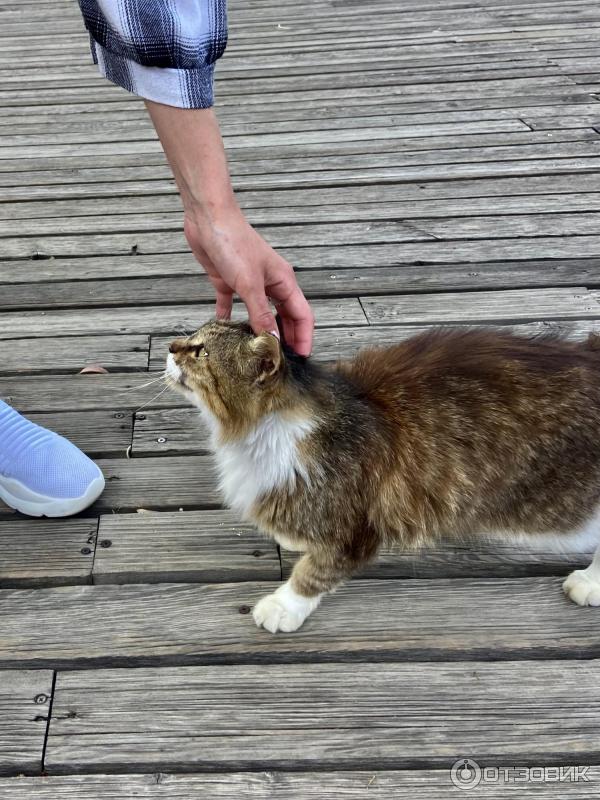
[184, 196, 247, 238]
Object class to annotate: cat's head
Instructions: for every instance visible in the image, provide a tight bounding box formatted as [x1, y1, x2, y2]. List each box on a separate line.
[166, 320, 301, 432]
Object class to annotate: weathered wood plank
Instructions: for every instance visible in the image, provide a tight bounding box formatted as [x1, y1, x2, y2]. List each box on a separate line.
[1, 577, 598, 669]
[361, 288, 600, 325]
[132, 408, 210, 456]
[0, 121, 592, 155]
[0, 518, 97, 588]
[0, 298, 366, 339]
[0, 119, 534, 160]
[3, 139, 599, 185]
[94, 510, 279, 584]
[414, 211, 600, 239]
[4, 156, 600, 195]
[45, 660, 600, 772]
[3, 770, 599, 798]
[281, 542, 593, 579]
[25, 410, 133, 458]
[87, 456, 220, 514]
[10, 182, 600, 229]
[0, 373, 185, 414]
[4, 169, 600, 213]
[0, 670, 53, 776]
[0, 334, 149, 374]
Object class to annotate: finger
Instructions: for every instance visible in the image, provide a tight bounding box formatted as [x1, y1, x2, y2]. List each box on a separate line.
[273, 287, 314, 357]
[278, 311, 295, 350]
[215, 288, 233, 319]
[238, 280, 278, 337]
[192, 245, 234, 320]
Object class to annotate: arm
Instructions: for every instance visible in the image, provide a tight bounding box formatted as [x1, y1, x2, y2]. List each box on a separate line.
[78, 0, 314, 355]
[145, 101, 314, 355]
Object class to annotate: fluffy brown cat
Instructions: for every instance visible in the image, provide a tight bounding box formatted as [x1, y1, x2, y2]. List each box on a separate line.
[166, 320, 600, 633]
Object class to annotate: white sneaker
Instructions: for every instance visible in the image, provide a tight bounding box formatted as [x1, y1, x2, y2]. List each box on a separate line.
[0, 401, 105, 517]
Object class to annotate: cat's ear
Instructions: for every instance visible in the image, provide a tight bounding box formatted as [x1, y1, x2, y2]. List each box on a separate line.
[250, 332, 283, 386]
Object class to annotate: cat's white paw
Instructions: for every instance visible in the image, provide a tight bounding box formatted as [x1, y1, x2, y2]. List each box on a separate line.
[252, 581, 321, 633]
[563, 569, 600, 606]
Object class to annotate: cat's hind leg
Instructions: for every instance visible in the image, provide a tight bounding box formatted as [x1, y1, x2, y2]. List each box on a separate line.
[563, 546, 600, 606]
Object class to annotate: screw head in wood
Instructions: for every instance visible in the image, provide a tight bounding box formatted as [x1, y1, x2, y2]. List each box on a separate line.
[238, 605, 251, 615]
[157, 437, 167, 443]
[34, 694, 49, 704]
[80, 547, 92, 556]
[99, 540, 112, 548]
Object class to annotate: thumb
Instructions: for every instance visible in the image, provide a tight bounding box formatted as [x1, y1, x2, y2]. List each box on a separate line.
[241, 284, 279, 338]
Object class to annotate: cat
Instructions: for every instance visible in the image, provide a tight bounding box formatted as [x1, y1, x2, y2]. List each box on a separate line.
[166, 319, 600, 633]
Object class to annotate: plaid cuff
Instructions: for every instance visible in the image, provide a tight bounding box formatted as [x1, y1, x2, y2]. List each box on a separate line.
[91, 36, 215, 109]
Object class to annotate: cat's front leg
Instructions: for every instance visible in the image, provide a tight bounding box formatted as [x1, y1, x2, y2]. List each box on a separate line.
[252, 579, 322, 633]
[252, 548, 363, 633]
[563, 545, 600, 606]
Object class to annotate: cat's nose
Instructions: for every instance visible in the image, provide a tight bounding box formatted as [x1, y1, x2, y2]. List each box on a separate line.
[169, 338, 187, 354]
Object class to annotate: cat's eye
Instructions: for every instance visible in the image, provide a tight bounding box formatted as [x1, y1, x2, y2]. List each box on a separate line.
[193, 344, 208, 358]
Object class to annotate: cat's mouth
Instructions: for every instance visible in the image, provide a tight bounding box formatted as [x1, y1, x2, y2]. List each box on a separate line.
[166, 353, 193, 392]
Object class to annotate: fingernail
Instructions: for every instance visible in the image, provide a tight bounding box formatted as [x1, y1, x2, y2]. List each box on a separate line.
[269, 329, 280, 340]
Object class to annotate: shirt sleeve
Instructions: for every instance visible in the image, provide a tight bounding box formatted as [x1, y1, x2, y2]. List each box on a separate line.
[78, 0, 228, 108]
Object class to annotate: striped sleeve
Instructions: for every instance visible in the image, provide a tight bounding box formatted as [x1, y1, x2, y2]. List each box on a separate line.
[78, 0, 228, 108]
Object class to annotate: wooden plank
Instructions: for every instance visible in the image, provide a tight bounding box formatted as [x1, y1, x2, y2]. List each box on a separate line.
[0, 334, 149, 374]
[3, 770, 600, 798]
[5, 156, 600, 198]
[26, 410, 133, 458]
[0, 373, 186, 414]
[132, 408, 210, 456]
[9, 180, 600, 230]
[525, 114, 600, 129]
[0, 223, 430, 260]
[361, 288, 600, 325]
[94, 510, 280, 584]
[0, 298, 365, 339]
[0, 670, 53, 776]
[45, 660, 600, 772]
[281, 542, 593, 579]
[1, 577, 599, 669]
[3, 152, 600, 191]
[3, 138, 599, 182]
[0, 94, 590, 133]
[0, 119, 534, 159]
[7, 140, 598, 187]
[4, 169, 600, 214]
[0, 112, 589, 148]
[86, 456, 220, 515]
[414, 211, 600, 239]
[0, 518, 97, 588]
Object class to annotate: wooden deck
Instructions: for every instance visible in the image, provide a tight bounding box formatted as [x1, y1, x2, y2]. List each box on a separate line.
[3, 0, 600, 794]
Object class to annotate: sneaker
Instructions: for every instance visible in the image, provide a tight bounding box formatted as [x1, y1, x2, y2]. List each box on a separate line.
[0, 401, 105, 517]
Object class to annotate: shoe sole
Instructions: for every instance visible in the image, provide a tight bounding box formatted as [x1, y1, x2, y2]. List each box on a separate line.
[0, 473, 105, 517]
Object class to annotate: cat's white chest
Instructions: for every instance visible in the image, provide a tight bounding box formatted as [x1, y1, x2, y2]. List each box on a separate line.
[212, 413, 315, 517]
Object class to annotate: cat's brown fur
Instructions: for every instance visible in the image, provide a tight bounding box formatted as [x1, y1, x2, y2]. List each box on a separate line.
[167, 320, 600, 631]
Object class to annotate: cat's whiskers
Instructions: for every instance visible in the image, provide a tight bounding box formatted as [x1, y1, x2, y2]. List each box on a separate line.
[117, 372, 167, 393]
[133, 382, 172, 413]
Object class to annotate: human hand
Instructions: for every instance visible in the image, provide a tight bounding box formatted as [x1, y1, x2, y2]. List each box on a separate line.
[184, 206, 314, 356]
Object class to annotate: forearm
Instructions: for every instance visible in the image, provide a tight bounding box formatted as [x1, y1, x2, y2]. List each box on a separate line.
[144, 100, 237, 221]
